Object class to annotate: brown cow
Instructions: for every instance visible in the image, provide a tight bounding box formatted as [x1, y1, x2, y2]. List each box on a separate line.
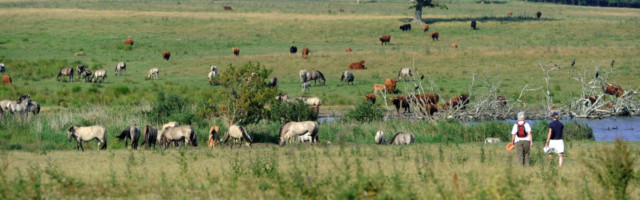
[601, 102, 614, 109]
[124, 38, 134, 46]
[2, 75, 11, 85]
[349, 60, 366, 70]
[346, 47, 352, 53]
[302, 48, 309, 59]
[373, 84, 386, 95]
[422, 24, 429, 32]
[451, 43, 457, 48]
[508, 11, 513, 17]
[74, 51, 84, 56]
[430, 32, 439, 41]
[384, 79, 398, 94]
[496, 95, 507, 107]
[162, 51, 171, 60]
[365, 93, 376, 104]
[423, 104, 439, 116]
[536, 11, 542, 19]
[223, 6, 233, 11]
[391, 96, 410, 114]
[409, 94, 439, 116]
[379, 35, 391, 45]
[602, 83, 624, 97]
[584, 95, 598, 106]
[232, 47, 240, 56]
[442, 94, 469, 110]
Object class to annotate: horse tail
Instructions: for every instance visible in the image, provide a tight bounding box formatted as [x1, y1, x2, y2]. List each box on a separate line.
[35, 103, 40, 115]
[312, 122, 320, 143]
[101, 129, 108, 150]
[117, 126, 130, 140]
[190, 126, 198, 146]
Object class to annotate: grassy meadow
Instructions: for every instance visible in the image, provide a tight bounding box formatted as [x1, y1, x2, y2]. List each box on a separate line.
[0, 0, 639, 199]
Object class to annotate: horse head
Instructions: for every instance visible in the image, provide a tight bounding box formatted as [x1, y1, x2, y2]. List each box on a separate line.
[67, 126, 77, 142]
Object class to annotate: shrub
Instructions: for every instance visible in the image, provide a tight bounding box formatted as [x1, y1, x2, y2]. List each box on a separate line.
[145, 91, 204, 126]
[269, 101, 318, 124]
[582, 138, 637, 200]
[343, 101, 384, 122]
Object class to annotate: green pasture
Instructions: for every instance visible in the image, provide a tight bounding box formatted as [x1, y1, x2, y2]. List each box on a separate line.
[0, 0, 638, 111]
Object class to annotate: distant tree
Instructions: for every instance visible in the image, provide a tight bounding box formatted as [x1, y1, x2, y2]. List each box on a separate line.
[410, 0, 448, 24]
[217, 62, 278, 126]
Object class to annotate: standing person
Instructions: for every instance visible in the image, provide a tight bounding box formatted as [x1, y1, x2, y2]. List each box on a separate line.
[511, 112, 533, 165]
[546, 112, 564, 167]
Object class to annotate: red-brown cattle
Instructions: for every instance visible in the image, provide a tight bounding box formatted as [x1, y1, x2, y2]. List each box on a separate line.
[384, 79, 398, 94]
[349, 60, 366, 70]
[223, 6, 233, 11]
[602, 83, 624, 97]
[379, 35, 391, 45]
[536, 11, 542, 19]
[373, 84, 386, 95]
[451, 43, 457, 48]
[442, 94, 469, 110]
[496, 95, 507, 107]
[422, 24, 429, 32]
[2, 75, 11, 85]
[585, 95, 598, 106]
[365, 93, 376, 104]
[232, 47, 240, 56]
[430, 32, 439, 41]
[346, 47, 351, 53]
[508, 11, 513, 17]
[162, 51, 171, 60]
[302, 48, 309, 59]
[124, 38, 134, 46]
[391, 96, 410, 114]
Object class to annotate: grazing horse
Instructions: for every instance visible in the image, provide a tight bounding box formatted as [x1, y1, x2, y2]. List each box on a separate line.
[115, 62, 126, 76]
[92, 69, 107, 83]
[57, 67, 74, 82]
[23, 100, 40, 116]
[484, 138, 501, 144]
[0, 63, 5, 72]
[306, 70, 325, 86]
[379, 35, 391, 45]
[162, 51, 171, 60]
[397, 68, 412, 81]
[375, 130, 386, 144]
[161, 125, 198, 149]
[68, 125, 107, 151]
[297, 97, 322, 106]
[221, 125, 252, 148]
[76, 64, 85, 78]
[117, 125, 141, 150]
[389, 132, 414, 145]
[147, 68, 159, 80]
[81, 70, 92, 82]
[157, 122, 179, 144]
[208, 126, 220, 149]
[279, 121, 319, 146]
[341, 71, 354, 85]
[2, 75, 11, 85]
[290, 46, 297, 54]
[299, 70, 308, 83]
[141, 125, 158, 149]
[270, 77, 278, 87]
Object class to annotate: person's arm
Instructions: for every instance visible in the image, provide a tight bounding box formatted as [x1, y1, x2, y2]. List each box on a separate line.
[511, 134, 515, 144]
[529, 131, 533, 147]
[546, 128, 552, 147]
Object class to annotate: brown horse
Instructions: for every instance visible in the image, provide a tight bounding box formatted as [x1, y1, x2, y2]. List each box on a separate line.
[208, 126, 220, 149]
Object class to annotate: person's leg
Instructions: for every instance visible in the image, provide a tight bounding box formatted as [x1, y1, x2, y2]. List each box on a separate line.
[548, 154, 553, 163]
[558, 154, 563, 167]
[516, 141, 525, 165]
[523, 142, 531, 166]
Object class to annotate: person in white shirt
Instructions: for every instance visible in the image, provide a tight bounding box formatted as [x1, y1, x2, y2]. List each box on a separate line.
[511, 112, 533, 165]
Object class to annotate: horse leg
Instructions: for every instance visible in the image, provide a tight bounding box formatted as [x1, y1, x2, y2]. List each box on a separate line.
[79, 142, 85, 152]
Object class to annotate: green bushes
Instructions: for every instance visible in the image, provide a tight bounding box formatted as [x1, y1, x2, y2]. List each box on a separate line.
[144, 91, 204, 127]
[268, 101, 318, 124]
[343, 102, 384, 122]
[582, 138, 638, 200]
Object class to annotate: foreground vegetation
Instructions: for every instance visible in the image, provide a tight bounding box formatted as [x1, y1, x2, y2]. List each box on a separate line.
[1, 141, 638, 199]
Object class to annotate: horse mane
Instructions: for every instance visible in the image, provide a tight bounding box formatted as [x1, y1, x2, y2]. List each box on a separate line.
[316, 71, 325, 81]
[239, 126, 252, 143]
[117, 126, 131, 140]
[390, 132, 402, 144]
[68, 125, 76, 133]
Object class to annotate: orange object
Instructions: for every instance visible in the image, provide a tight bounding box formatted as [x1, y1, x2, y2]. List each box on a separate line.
[506, 142, 515, 151]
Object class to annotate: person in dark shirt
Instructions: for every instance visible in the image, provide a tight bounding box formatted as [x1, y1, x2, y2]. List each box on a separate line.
[546, 112, 564, 167]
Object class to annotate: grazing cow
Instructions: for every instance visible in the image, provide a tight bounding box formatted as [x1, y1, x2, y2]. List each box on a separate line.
[74, 51, 84, 56]
[162, 51, 171, 60]
[379, 35, 391, 45]
[76, 64, 85, 78]
[345, 47, 351, 53]
[270, 77, 278, 87]
[442, 94, 469, 110]
[2, 75, 11, 85]
[349, 60, 366, 70]
[302, 48, 309, 59]
[384, 78, 398, 94]
[391, 96, 409, 113]
[57, 67, 74, 82]
[508, 11, 513, 17]
[365, 93, 376, 104]
[302, 82, 310, 92]
[485, 138, 501, 144]
[585, 95, 598, 106]
[124, 38, 134, 46]
[114, 62, 126, 76]
[373, 84, 386, 95]
[471, 20, 477, 30]
[496, 95, 507, 107]
[299, 70, 308, 83]
[602, 83, 624, 97]
[223, 6, 233, 11]
[0, 63, 5, 72]
[341, 70, 354, 85]
[430, 32, 439, 41]
[422, 24, 429, 32]
[451, 43, 458, 48]
[536, 11, 542, 19]
[409, 93, 440, 115]
[399, 24, 411, 31]
[397, 68, 412, 81]
[232, 47, 240, 56]
[290, 46, 297, 54]
[339, 8, 345, 12]
[601, 102, 614, 109]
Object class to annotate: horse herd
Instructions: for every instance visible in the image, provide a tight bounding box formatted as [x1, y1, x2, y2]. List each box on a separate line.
[0, 95, 40, 116]
[55, 62, 160, 84]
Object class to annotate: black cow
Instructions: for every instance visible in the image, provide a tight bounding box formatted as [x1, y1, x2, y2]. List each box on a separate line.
[399, 24, 411, 32]
[290, 46, 297, 54]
